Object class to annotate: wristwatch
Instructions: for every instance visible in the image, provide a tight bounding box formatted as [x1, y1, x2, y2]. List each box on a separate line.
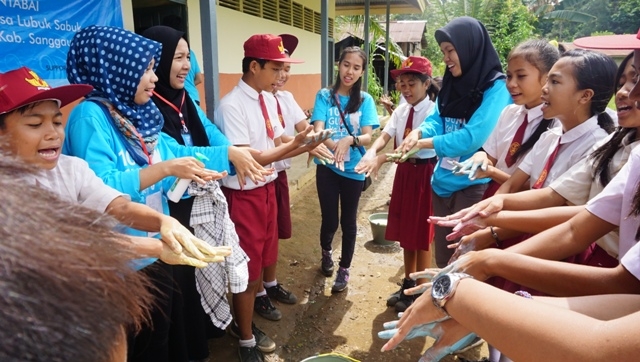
[431, 272, 472, 315]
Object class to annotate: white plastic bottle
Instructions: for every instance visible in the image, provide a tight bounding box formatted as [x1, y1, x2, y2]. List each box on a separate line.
[167, 153, 209, 203]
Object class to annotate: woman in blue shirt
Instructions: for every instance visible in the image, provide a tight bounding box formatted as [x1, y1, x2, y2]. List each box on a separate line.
[64, 25, 226, 362]
[400, 17, 513, 267]
[311, 46, 380, 293]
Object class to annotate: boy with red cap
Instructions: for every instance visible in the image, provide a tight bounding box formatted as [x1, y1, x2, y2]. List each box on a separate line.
[0, 66, 228, 268]
[252, 34, 335, 322]
[213, 34, 320, 362]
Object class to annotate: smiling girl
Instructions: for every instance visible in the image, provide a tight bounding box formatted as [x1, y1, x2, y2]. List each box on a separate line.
[311, 46, 379, 293]
[355, 55, 439, 311]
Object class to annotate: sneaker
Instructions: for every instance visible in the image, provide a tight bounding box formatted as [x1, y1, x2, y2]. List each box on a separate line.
[331, 267, 349, 293]
[238, 346, 264, 362]
[321, 249, 334, 277]
[386, 278, 416, 307]
[229, 322, 277, 353]
[394, 279, 418, 312]
[266, 283, 298, 304]
[254, 294, 282, 321]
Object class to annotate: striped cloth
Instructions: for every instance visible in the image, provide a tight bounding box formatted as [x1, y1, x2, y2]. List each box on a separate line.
[189, 180, 249, 329]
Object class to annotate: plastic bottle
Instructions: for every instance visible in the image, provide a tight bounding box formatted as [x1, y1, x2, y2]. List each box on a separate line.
[167, 152, 209, 203]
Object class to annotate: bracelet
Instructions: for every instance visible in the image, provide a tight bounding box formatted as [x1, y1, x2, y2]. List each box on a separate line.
[515, 290, 533, 299]
[352, 136, 360, 146]
[489, 226, 501, 248]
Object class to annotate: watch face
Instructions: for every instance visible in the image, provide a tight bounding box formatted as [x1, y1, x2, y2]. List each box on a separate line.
[433, 276, 451, 298]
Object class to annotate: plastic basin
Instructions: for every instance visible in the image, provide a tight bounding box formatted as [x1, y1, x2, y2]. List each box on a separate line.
[368, 212, 395, 245]
[300, 353, 360, 361]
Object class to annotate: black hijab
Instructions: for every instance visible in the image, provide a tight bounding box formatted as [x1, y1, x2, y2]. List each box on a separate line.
[142, 25, 209, 147]
[435, 17, 505, 120]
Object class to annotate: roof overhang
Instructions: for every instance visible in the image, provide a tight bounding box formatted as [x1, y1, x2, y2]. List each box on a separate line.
[335, 0, 426, 15]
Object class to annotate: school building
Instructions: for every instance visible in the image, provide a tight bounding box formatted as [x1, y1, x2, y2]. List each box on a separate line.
[119, 0, 426, 112]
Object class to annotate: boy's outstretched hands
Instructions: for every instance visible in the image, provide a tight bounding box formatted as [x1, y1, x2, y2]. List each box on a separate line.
[228, 146, 271, 188]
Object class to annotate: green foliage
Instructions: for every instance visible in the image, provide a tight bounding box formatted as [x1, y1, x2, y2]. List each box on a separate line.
[419, 0, 537, 74]
[366, 62, 384, 100]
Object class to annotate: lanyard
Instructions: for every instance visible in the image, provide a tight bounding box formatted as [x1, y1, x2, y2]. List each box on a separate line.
[132, 127, 153, 165]
[153, 90, 188, 134]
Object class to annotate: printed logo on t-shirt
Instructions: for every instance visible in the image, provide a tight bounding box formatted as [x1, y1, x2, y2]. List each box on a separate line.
[443, 117, 465, 133]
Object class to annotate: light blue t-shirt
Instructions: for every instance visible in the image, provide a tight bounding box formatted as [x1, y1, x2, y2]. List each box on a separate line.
[310, 89, 379, 181]
[418, 79, 512, 197]
[63, 100, 232, 268]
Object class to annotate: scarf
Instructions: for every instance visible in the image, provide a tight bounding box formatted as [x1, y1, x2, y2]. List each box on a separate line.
[143, 25, 209, 148]
[67, 25, 164, 165]
[434, 17, 505, 120]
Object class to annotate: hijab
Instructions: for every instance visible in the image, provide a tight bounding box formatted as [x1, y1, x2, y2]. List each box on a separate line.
[434, 17, 505, 120]
[143, 26, 209, 147]
[67, 25, 163, 165]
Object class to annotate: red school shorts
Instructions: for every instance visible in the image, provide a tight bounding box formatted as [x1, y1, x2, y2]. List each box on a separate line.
[275, 170, 292, 239]
[222, 182, 278, 282]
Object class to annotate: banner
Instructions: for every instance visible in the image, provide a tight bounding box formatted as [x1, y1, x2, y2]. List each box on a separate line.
[0, 0, 123, 86]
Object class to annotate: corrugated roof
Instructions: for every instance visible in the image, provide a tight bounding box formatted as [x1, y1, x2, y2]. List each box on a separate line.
[335, 0, 427, 15]
[335, 20, 427, 44]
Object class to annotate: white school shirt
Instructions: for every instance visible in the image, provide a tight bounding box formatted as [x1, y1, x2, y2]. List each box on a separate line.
[271, 90, 307, 171]
[518, 115, 608, 189]
[33, 154, 125, 212]
[550, 132, 640, 258]
[483, 103, 557, 175]
[587, 146, 640, 261]
[382, 96, 436, 159]
[214, 80, 284, 190]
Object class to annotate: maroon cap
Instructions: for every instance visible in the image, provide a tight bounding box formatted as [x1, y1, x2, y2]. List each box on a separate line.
[390, 56, 433, 80]
[243, 34, 304, 63]
[278, 33, 299, 56]
[0, 67, 93, 114]
[573, 29, 640, 50]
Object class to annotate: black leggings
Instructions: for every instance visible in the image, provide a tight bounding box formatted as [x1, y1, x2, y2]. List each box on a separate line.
[316, 165, 364, 269]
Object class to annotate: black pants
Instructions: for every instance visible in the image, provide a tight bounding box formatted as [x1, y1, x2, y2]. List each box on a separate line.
[316, 165, 364, 269]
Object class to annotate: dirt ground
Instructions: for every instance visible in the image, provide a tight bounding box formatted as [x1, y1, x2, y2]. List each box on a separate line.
[208, 153, 489, 362]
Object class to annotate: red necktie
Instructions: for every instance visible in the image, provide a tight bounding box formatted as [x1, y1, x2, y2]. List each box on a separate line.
[504, 113, 528, 167]
[258, 93, 275, 139]
[274, 95, 285, 128]
[395, 106, 414, 149]
[532, 139, 561, 189]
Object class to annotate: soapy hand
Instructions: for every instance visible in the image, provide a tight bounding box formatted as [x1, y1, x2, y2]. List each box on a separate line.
[380, 317, 478, 362]
[160, 216, 232, 261]
[355, 149, 384, 179]
[160, 243, 208, 268]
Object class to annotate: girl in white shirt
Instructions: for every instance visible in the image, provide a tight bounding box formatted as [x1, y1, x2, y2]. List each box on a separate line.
[458, 40, 560, 197]
[356, 56, 440, 312]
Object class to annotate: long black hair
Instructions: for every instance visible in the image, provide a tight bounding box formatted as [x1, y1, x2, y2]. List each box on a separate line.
[590, 52, 636, 187]
[508, 39, 560, 163]
[331, 46, 367, 114]
[562, 49, 617, 134]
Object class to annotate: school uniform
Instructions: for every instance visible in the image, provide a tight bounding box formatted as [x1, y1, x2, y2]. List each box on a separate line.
[383, 97, 437, 250]
[550, 132, 640, 261]
[518, 115, 608, 189]
[270, 90, 307, 240]
[214, 79, 284, 281]
[34, 154, 124, 211]
[484, 104, 556, 174]
[588, 146, 640, 261]
[481, 104, 554, 197]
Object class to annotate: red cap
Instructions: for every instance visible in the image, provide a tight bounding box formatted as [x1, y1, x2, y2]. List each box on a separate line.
[278, 33, 299, 56]
[244, 34, 304, 63]
[390, 56, 433, 80]
[0, 67, 93, 114]
[573, 29, 640, 50]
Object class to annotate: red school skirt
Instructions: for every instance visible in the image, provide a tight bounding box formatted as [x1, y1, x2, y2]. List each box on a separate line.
[385, 158, 436, 251]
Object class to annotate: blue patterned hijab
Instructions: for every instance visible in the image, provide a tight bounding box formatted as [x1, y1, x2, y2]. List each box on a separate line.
[67, 25, 164, 164]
